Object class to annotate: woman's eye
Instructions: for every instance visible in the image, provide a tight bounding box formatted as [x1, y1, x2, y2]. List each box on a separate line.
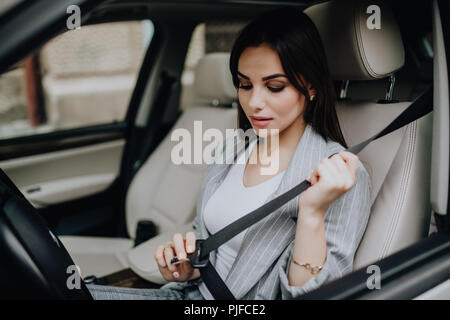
[238, 84, 284, 92]
[238, 84, 252, 90]
[268, 86, 285, 93]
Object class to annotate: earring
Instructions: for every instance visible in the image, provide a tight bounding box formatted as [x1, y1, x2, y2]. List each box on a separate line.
[310, 94, 316, 101]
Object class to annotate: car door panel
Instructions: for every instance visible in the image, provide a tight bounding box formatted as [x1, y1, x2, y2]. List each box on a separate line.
[0, 139, 124, 207]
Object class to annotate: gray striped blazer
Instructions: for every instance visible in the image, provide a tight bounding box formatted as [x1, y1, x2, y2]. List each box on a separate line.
[173, 123, 371, 300]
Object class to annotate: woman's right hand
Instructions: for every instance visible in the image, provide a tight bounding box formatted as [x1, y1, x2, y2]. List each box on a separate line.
[154, 231, 200, 282]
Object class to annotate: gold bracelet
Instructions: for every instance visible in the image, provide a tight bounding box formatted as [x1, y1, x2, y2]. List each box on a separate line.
[292, 258, 324, 275]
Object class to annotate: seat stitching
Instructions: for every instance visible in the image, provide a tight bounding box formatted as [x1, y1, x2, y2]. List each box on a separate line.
[382, 121, 416, 257]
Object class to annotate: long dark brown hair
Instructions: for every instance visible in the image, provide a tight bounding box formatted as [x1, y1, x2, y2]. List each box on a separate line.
[229, 6, 347, 148]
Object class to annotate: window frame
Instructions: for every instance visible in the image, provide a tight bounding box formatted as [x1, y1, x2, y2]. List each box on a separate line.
[0, 17, 158, 160]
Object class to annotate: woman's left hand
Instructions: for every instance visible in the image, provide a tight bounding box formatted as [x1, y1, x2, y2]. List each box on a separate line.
[299, 151, 359, 214]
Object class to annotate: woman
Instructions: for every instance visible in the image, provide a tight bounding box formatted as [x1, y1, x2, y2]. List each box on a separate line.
[88, 6, 371, 300]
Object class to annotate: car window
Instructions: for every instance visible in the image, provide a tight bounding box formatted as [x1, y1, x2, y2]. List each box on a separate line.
[0, 20, 153, 140]
[180, 20, 247, 110]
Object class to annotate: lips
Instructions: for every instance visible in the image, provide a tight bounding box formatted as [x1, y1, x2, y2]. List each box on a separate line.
[250, 116, 273, 128]
[251, 116, 273, 120]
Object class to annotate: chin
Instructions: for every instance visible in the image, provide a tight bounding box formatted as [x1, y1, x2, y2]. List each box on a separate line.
[253, 127, 280, 138]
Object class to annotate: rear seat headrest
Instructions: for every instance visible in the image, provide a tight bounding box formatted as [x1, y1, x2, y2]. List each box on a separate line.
[194, 52, 237, 105]
[305, 0, 405, 80]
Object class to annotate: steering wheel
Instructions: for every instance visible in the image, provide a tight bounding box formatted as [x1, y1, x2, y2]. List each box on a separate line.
[0, 168, 92, 300]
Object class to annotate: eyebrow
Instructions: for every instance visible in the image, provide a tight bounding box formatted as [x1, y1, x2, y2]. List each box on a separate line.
[237, 71, 288, 81]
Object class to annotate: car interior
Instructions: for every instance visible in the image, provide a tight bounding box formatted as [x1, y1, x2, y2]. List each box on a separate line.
[0, 0, 448, 299]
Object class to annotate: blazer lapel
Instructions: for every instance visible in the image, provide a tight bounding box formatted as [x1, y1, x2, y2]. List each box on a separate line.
[224, 124, 329, 299]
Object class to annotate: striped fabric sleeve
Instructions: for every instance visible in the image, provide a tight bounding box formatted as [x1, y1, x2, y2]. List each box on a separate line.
[278, 161, 372, 299]
[192, 161, 217, 238]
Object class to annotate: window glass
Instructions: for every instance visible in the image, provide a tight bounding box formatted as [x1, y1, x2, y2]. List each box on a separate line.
[0, 20, 153, 140]
[180, 21, 247, 110]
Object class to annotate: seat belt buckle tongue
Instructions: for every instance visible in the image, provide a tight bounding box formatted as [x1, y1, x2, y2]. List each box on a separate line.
[187, 239, 209, 268]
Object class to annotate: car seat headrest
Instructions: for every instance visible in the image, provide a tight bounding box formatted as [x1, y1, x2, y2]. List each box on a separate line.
[305, 0, 405, 80]
[193, 52, 237, 105]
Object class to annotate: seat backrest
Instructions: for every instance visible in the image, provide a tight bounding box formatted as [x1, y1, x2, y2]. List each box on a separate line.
[305, 0, 433, 268]
[125, 53, 237, 238]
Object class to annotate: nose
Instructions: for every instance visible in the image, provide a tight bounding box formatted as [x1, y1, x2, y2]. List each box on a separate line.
[248, 86, 266, 110]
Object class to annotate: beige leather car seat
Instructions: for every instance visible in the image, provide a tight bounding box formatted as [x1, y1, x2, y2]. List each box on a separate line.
[60, 53, 238, 278]
[305, 0, 433, 269]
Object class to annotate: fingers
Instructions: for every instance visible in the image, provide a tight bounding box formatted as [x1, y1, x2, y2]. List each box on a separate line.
[154, 232, 198, 282]
[329, 153, 347, 174]
[329, 154, 352, 188]
[186, 232, 196, 254]
[173, 232, 196, 260]
[309, 167, 319, 185]
[154, 242, 179, 279]
[155, 232, 196, 265]
[308, 151, 359, 189]
[338, 151, 359, 175]
[155, 244, 167, 268]
[320, 158, 340, 181]
[163, 244, 178, 277]
[309, 158, 334, 185]
[173, 233, 186, 260]
[155, 242, 177, 271]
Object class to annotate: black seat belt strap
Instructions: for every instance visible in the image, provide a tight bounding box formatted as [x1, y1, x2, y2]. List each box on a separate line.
[199, 261, 236, 300]
[182, 85, 433, 300]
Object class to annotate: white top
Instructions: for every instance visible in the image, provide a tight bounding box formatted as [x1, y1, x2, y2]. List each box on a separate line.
[198, 138, 286, 300]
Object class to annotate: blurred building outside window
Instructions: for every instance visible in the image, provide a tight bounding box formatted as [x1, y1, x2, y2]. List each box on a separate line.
[0, 20, 153, 140]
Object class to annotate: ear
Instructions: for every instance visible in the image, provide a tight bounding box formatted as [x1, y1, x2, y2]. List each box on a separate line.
[298, 75, 316, 99]
[307, 84, 317, 100]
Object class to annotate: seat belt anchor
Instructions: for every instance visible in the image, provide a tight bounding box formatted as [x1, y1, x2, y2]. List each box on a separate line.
[187, 239, 209, 268]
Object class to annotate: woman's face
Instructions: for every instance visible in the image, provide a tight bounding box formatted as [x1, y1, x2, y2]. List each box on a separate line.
[237, 44, 310, 138]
